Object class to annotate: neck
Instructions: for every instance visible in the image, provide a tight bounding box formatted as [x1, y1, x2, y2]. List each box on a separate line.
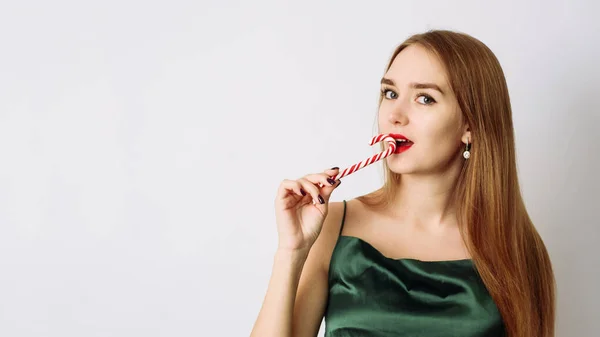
[385, 160, 464, 232]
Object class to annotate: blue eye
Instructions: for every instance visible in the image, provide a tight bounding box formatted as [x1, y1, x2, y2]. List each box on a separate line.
[381, 88, 437, 105]
[416, 93, 436, 105]
[381, 88, 397, 99]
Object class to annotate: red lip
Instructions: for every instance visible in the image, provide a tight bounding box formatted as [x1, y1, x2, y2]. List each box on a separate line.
[387, 133, 413, 154]
[388, 133, 412, 141]
[393, 143, 413, 154]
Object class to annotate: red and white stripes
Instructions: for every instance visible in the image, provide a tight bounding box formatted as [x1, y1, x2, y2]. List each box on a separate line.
[331, 134, 396, 181]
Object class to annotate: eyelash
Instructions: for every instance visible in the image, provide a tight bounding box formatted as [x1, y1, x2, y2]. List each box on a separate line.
[380, 88, 437, 105]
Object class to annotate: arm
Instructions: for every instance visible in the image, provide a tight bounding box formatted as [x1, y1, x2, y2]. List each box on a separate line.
[250, 202, 343, 337]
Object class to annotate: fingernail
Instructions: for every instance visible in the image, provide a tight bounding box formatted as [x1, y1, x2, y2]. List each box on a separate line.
[318, 195, 325, 204]
[327, 178, 336, 186]
[336, 179, 341, 187]
[300, 189, 306, 196]
[331, 166, 339, 170]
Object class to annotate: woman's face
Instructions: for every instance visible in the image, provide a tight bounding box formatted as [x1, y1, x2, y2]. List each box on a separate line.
[378, 44, 470, 175]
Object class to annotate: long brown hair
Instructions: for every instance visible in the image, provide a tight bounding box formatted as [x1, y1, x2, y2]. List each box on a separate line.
[358, 30, 556, 337]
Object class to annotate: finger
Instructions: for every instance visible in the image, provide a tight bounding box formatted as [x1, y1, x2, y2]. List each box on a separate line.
[324, 166, 340, 175]
[276, 179, 306, 203]
[322, 167, 340, 182]
[319, 177, 341, 202]
[305, 174, 342, 201]
[296, 177, 326, 205]
[303, 172, 338, 188]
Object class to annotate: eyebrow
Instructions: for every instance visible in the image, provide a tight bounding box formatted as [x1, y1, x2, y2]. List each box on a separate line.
[380, 77, 445, 95]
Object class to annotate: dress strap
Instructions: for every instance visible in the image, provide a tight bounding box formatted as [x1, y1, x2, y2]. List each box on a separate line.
[339, 200, 347, 237]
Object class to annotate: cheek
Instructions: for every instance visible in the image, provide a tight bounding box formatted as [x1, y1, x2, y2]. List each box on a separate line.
[377, 106, 390, 129]
[377, 102, 389, 118]
[417, 118, 462, 149]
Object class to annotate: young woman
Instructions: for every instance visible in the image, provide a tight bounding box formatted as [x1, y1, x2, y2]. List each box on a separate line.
[251, 29, 556, 337]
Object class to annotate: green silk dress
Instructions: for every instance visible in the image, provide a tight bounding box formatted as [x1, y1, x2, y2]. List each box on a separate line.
[324, 200, 505, 336]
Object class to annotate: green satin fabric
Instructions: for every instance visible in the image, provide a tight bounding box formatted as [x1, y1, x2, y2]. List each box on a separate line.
[324, 201, 505, 337]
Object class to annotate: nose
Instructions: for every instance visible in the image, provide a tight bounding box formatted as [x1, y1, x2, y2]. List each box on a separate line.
[386, 101, 409, 126]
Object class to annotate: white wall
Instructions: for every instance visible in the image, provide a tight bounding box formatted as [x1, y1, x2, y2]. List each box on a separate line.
[0, 0, 598, 336]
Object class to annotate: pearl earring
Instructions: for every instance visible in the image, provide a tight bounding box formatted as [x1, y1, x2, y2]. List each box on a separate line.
[463, 139, 471, 159]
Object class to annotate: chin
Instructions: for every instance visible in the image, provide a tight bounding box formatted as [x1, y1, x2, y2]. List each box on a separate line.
[385, 160, 415, 174]
[388, 169, 414, 175]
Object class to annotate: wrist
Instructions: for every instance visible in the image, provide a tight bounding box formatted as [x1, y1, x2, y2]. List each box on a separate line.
[275, 246, 311, 261]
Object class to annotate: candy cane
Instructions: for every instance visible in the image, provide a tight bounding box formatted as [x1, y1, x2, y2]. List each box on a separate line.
[317, 134, 396, 189]
[332, 133, 396, 181]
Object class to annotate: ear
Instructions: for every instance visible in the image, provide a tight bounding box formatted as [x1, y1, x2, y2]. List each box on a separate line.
[461, 126, 471, 144]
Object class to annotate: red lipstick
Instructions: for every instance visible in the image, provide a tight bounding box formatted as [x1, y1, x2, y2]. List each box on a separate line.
[388, 133, 411, 141]
[388, 133, 413, 154]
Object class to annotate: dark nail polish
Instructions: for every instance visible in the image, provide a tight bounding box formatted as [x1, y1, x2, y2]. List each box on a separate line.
[318, 195, 325, 204]
[300, 189, 306, 196]
[327, 178, 336, 186]
[331, 166, 339, 170]
[336, 179, 341, 187]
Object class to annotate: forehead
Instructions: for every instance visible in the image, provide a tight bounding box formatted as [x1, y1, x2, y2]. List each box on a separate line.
[385, 44, 449, 89]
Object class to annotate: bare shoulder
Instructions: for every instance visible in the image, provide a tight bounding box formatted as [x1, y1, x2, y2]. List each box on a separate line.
[309, 194, 379, 272]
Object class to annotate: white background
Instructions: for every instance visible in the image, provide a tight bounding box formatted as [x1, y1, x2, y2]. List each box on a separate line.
[0, 1, 598, 336]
